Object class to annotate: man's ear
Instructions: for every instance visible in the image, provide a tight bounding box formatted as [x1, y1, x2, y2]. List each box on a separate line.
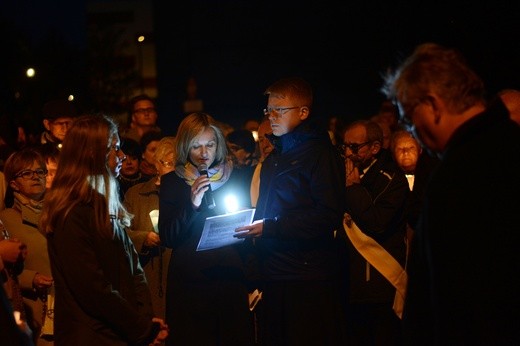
[425, 93, 444, 124]
[43, 119, 52, 131]
[300, 107, 310, 121]
[371, 140, 382, 154]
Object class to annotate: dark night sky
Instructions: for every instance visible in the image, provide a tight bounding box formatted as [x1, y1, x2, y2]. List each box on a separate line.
[155, 1, 520, 130]
[2, 1, 520, 132]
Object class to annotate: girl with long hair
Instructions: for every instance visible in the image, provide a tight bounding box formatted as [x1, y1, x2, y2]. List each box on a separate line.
[40, 114, 168, 345]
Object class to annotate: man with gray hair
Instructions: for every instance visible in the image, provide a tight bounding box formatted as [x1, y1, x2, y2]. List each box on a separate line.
[382, 42, 520, 345]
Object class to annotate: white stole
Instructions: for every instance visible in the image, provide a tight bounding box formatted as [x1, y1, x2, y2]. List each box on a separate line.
[343, 213, 407, 319]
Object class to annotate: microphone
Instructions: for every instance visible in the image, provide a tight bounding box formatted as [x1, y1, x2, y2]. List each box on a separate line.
[198, 163, 216, 209]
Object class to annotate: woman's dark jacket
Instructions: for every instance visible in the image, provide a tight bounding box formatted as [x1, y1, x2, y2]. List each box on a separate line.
[158, 166, 255, 345]
[47, 203, 158, 346]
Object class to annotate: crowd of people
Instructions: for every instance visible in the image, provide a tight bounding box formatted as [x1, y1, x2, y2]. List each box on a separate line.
[1, 41, 519, 346]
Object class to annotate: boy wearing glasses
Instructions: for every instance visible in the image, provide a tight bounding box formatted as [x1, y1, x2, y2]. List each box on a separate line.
[236, 77, 347, 345]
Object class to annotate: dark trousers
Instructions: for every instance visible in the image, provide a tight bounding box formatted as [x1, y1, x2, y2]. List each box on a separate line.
[258, 280, 348, 346]
[346, 302, 403, 346]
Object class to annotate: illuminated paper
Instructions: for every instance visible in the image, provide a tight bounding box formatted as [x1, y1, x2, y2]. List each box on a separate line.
[196, 208, 255, 251]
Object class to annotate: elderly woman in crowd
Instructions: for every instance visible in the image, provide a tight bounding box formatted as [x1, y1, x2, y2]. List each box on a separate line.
[0, 147, 53, 345]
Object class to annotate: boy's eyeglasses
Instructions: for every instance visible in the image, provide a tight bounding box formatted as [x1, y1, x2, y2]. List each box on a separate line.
[263, 106, 300, 117]
[14, 168, 48, 180]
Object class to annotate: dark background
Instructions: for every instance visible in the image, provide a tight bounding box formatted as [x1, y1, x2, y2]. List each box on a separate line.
[2, 1, 519, 135]
[155, 1, 520, 132]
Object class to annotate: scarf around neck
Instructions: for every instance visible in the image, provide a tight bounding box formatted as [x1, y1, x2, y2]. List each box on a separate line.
[13, 191, 43, 228]
[175, 159, 232, 191]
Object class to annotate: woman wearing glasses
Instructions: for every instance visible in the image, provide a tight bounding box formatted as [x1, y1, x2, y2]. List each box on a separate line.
[0, 147, 53, 345]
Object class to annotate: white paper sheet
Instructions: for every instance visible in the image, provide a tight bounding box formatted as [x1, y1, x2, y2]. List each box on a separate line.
[196, 208, 255, 251]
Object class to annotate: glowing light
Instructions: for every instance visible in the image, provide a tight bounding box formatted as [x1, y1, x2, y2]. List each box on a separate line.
[252, 130, 258, 142]
[137, 35, 145, 43]
[26, 68, 35, 78]
[224, 194, 239, 213]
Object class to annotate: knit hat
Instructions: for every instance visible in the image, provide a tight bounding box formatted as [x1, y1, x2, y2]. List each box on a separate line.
[42, 99, 78, 120]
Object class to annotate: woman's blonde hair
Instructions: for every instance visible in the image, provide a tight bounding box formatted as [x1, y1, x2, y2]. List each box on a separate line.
[153, 136, 176, 163]
[174, 112, 228, 167]
[40, 114, 131, 238]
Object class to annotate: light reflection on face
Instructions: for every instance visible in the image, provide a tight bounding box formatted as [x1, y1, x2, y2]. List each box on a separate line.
[392, 136, 420, 174]
[45, 159, 58, 189]
[107, 135, 125, 177]
[189, 128, 217, 168]
[266, 95, 304, 136]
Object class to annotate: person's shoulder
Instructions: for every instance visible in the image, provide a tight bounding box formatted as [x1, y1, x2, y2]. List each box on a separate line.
[305, 129, 341, 158]
[60, 204, 96, 231]
[417, 151, 440, 171]
[304, 121, 337, 148]
[0, 208, 21, 221]
[160, 170, 183, 188]
[69, 202, 94, 214]
[0, 210, 21, 239]
[124, 182, 143, 199]
[53, 204, 95, 239]
[373, 149, 407, 179]
[379, 148, 399, 168]
[40, 131, 59, 145]
[56, 199, 93, 219]
[121, 128, 140, 143]
[230, 164, 255, 183]
[126, 178, 157, 196]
